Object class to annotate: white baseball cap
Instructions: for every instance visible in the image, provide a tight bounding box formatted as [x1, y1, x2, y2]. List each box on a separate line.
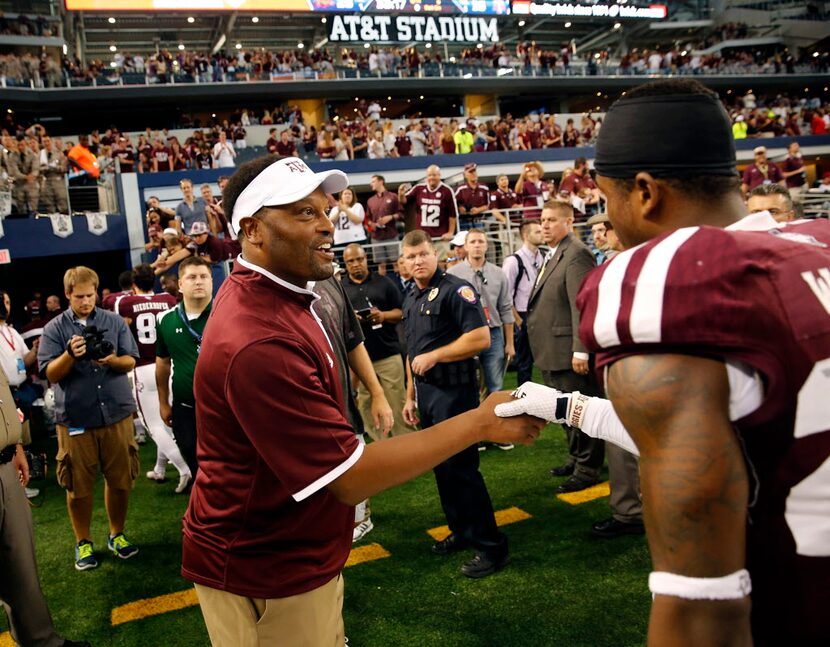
[230, 157, 349, 237]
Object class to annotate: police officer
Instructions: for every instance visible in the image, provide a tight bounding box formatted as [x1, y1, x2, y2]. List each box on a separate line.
[401, 229, 509, 579]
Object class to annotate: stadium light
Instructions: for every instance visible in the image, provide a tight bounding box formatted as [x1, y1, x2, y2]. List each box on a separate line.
[597, 91, 601, 96]
[298, 42, 305, 49]
[252, 16, 259, 23]
[681, 50, 687, 56]
[6, 109, 12, 114]
[419, 95, 424, 99]
[477, 43, 483, 49]
[613, 22, 622, 29]
[364, 42, 370, 48]
[235, 43, 242, 49]
[518, 20, 526, 27]
[425, 42, 432, 48]
[564, 22, 571, 28]
[814, 52, 820, 58]
[450, 56, 456, 62]
[321, 17, 327, 23]
[387, 96, 392, 100]
[178, 44, 185, 50]
[108, 17, 116, 24]
[110, 61, 117, 67]
[110, 45, 117, 52]
[187, 16, 195, 23]
[62, 44, 67, 55]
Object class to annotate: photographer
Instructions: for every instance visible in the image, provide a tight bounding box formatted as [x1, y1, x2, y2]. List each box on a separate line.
[0, 368, 91, 647]
[38, 266, 141, 572]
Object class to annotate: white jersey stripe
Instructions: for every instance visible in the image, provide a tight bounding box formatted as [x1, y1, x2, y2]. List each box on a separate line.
[593, 250, 636, 348]
[629, 227, 700, 343]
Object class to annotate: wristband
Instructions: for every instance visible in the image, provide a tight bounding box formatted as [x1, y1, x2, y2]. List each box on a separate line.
[566, 392, 591, 428]
[554, 396, 570, 421]
[649, 569, 752, 600]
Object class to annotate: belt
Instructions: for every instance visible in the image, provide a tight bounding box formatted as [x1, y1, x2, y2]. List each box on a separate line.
[0, 445, 17, 465]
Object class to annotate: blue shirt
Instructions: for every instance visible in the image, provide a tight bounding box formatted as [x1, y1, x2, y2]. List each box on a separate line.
[38, 307, 139, 428]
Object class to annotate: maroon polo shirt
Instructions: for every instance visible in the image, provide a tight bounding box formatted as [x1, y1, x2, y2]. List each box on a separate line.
[366, 190, 401, 241]
[742, 162, 784, 190]
[782, 155, 806, 188]
[275, 140, 297, 157]
[183, 258, 362, 599]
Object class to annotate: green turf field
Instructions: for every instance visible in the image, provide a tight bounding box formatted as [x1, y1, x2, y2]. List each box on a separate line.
[2, 372, 651, 647]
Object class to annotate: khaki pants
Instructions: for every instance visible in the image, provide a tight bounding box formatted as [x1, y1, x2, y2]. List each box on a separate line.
[40, 176, 69, 213]
[356, 354, 410, 442]
[195, 575, 345, 647]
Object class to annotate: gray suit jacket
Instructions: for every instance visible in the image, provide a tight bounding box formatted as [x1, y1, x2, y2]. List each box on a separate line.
[526, 233, 597, 372]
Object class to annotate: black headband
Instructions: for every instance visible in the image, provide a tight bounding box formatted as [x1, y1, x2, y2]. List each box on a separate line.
[594, 92, 737, 179]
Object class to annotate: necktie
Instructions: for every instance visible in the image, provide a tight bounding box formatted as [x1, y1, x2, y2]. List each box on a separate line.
[534, 250, 554, 289]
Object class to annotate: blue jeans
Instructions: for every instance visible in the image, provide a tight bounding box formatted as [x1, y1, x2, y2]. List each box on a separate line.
[479, 327, 505, 394]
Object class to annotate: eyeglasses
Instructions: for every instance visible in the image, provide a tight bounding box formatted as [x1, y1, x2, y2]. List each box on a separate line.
[475, 270, 488, 285]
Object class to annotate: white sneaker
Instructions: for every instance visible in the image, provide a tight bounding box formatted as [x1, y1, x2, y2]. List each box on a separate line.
[175, 472, 192, 494]
[146, 470, 166, 482]
[25, 487, 40, 498]
[352, 518, 374, 543]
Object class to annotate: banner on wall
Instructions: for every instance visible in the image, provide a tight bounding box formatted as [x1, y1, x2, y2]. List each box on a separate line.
[48, 213, 74, 238]
[327, 14, 499, 42]
[0, 218, 4, 240]
[86, 212, 108, 236]
[0, 191, 11, 217]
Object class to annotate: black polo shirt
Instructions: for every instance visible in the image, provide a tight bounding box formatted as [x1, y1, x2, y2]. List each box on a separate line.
[402, 270, 486, 386]
[341, 272, 402, 362]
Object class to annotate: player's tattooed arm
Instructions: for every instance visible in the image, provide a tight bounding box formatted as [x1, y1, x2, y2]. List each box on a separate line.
[607, 353, 752, 647]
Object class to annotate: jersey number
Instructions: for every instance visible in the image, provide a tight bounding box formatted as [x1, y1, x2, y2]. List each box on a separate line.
[135, 313, 157, 345]
[338, 212, 351, 230]
[420, 204, 441, 228]
[785, 357, 830, 557]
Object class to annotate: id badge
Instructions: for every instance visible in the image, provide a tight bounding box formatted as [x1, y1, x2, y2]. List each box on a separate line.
[68, 427, 85, 436]
[482, 305, 492, 325]
[15, 357, 25, 376]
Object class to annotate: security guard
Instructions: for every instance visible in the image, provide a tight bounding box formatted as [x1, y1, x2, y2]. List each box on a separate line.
[401, 229, 509, 579]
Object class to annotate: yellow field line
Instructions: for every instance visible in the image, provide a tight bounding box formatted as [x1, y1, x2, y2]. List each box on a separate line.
[109, 542, 391, 626]
[427, 506, 533, 542]
[556, 481, 611, 505]
[0, 632, 13, 647]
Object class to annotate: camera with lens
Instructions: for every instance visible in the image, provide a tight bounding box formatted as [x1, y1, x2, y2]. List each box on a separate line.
[79, 325, 114, 360]
[25, 451, 47, 481]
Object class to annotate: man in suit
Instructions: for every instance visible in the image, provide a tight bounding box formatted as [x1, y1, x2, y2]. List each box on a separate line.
[526, 200, 604, 492]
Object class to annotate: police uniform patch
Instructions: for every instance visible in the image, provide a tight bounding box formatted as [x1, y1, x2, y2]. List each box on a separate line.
[457, 286, 477, 304]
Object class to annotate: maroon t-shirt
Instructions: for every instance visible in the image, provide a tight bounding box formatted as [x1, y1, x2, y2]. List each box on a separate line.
[406, 182, 459, 238]
[518, 180, 552, 220]
[184, 260, 361, 599]
[394, 136, 412, 157]
[275, 140, 297, 157]
[490, 188, 521, 222]
[116, 292, 177, 366]
[366, 190, 401, 241]
[454, 182, 490, 222]
[782, 155, 807, 189]
[577, 222, 830, 645]
[559, 171, 597, 196]
[153, 147, 172, 169]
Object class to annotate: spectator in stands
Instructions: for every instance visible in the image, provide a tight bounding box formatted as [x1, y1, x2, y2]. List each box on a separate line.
[454, 123, 474, 155]
[563, 119, 580, 147]
[515, 161, 552, 220]
[732, 115, 748, 139]
[199, 184, 229, 239]
[175, 178, 208, 235]
[38, 266, 140, 571]
[454, 163, 491, 230]
[367, 130, 387, 160]
[151, 139, 173, 173]
[440, 124, 456, 154]
[39, 135, 69, 213]
[185, 221, 235, 264]
[211, 131, 236, 168]
[152, 228, 187, 276]
[7, 138, 38, 216]
[329, 187, 367, 252]
[366, 175, 402, 276]
[394, 127, 411, 157]
[746, 183, 795, 223]
[399, 164, 459, 244]
[275, 129, 297, 157]
[317, 129, 337, 162]
[489, 174, 521, 224]
[145, 195, 175, 231]
[559, 156, 600, 212]
[340, 243, 409, 442]
[741, 146, 785, 196]
[781, 141, 808, 201]
[408, 121, 428, 156]
[810, 108, 827, 135]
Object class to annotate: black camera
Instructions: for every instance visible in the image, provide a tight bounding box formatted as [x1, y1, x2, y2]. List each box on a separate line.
[81, 325, 114, 360]
[25, 451, 47, 481]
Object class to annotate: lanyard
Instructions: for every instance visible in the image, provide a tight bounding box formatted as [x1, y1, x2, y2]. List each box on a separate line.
[176, 304, 204, 353]
[0, 325, 16, 352]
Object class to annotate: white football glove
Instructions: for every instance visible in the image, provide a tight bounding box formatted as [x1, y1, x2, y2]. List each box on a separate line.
[494, 382, 567, 423]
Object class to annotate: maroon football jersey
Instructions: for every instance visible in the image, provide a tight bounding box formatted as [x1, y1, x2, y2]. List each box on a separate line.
[577, 222, 830, 645]
[406, 182, 459, 238]
[454, 182, 490, 222]
[117, 293, 178, 366]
